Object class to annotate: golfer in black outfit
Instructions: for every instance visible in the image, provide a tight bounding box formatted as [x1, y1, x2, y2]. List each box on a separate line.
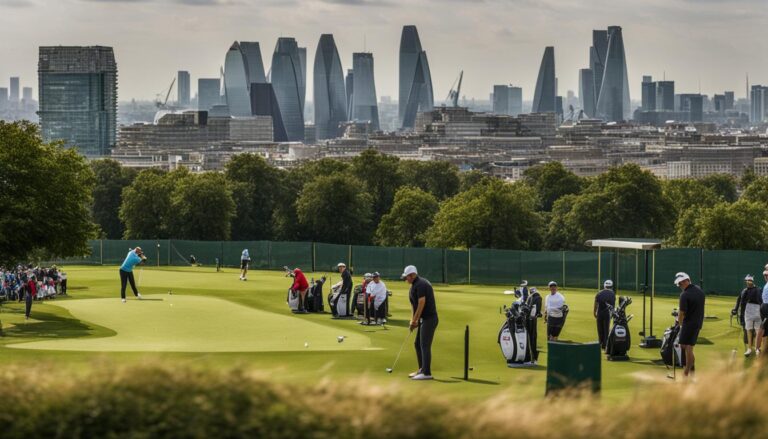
[526, 287, 542, 362]
[339, 262, 353, 316]
[594, 280, 616, 350]
[675, 272, 705, 378]
[403, 265, 438, 381]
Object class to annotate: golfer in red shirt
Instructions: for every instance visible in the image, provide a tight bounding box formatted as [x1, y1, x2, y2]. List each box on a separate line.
[292, 268, 309, 314]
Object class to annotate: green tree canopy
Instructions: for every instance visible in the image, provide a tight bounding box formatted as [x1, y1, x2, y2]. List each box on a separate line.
[699, 173, 738, 203]
[350, 149, 402, 223]
[91, 159, 137, 239]
[120, 168, 187, 239]
[296, 174, 373, 244]
[458, 170, 490, 192]
[168, 172, 235, 240]
[742, 176, 768, 204]
[523, 161, 584, 211]
[398, 160, 460, 200]
[0, 121, 96, 264]
[683, 200, 768, 250]
[375, 186, 439, 247]
[426, 179, 542, 249]
[543, 195, 582, 250]
[225, 154, 281, 240]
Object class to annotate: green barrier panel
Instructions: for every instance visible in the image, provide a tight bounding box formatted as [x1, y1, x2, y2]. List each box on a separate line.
[169, 240, 223, 266]
[269, 241, 312, 271]
[470, 248, 520, 285]
[403, 247, 444, 283]
[653, 248, 701, 295]
[703, 250, 768, 296]
[446, 250, 469, 284]
[221, 241, 270, 269]
[617, 250, 640, 293]
[520, 251, 563, 288]
[564, 251, 613, 289]
[102, 240, 166, 266]
[315, 243, 350, 272]
[43, 240, 102, 265]
[351, 245, 404, 280]
[546, 341, 601, 394]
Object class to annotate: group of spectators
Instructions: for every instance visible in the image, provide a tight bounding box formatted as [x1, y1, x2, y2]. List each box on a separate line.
[0, 265, 68, 319]
[734, 269, 768, 357]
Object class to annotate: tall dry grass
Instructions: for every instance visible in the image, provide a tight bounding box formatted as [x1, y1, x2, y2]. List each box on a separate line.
[0, 361, 766, 438]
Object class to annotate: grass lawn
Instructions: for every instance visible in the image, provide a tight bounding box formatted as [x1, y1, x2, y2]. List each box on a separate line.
[0, 265, 748, 401]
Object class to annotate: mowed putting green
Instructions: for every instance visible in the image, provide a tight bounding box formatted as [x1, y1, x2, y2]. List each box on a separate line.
[9, 294, 371, 352]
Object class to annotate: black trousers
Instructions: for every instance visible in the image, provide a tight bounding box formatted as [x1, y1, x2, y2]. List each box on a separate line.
[61, 279, 67, 294]
[25, 291, 32, 317]
[119, 269, 139, 299]
[527, 318, 539, 361]
[597, 315, 611, 349]
[415, 316, 439, 376]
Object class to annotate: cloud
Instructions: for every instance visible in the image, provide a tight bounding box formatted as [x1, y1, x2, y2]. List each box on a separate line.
[0, 0, 34, 7]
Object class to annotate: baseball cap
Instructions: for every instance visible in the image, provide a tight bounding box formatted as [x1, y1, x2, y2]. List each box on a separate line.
[673, 272, 690, 286]
[604, 279, 614, 288]
[372, 272, 381, 277]
[548, 281, 557, 287]
[745, 274, 755, 282]
[337, 262, 346, 268]
[401, 265, 418, 278]
[364, 272, 372, 279]
[520, 280, 528, 287]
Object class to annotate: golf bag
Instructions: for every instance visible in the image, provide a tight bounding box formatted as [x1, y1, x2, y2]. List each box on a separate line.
[328, 284, 351, 318]
[305, 277, 326, 313]
[605, 296, 633, 359]
[498, 301, 533, 366]
[660, 309, 685, 368]
[353, 284, 366, 316]
[287, 288, 300, 312]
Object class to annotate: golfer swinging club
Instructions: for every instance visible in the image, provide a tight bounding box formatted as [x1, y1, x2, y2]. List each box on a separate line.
[403, 265, 438, 381]
[119, 247, 146, 303]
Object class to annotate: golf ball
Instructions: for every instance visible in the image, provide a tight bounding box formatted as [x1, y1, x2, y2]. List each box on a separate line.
[337, 336, 346, 343]
[304, 342, 309, 348]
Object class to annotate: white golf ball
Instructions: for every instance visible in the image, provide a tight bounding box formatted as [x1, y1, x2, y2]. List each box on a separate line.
[170, 304, 173, 307]
[337, 336, 345, 343]
[304, 342, 309, 348]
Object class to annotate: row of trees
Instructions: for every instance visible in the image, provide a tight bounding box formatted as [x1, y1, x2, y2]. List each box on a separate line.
[95, 148, 768, 251]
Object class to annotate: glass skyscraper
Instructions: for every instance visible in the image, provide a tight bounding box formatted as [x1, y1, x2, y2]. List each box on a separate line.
[271, 37, 305, 141]
[399, 25, 434, 130]
[594, 26, 631, 121]
[350, 52, 379, 130]
[532, 46, 556, 113]
[38, 46, 117, 156]
[313, 34, 347, 140]
[198, 78, 221, 111]
[177, 70, 190, 107]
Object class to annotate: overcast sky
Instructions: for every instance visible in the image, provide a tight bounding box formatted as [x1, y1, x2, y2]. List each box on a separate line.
[1, 0, 766, 103]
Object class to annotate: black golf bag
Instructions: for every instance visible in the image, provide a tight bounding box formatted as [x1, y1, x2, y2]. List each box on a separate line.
[660, 309, 685, 368]
[305, 277, 326, 313]
[353, 284, 366, 317]
[498, 301, 533, 366]
[605, 296, 633, 360]
[328, 284, 351, 318]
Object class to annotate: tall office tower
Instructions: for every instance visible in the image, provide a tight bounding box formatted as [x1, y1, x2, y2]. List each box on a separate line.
[713, 94, 726, 114]
[239, 42, 267, 85]
[590, 30, 608, 104]
[751, 85, 767, 123]
[313, 34, 347, 140]
[271, 37, 305, 141]
[9, 76, 20, 103]
[641, 76, 656, 111]
[532, 46, 556, 113]
[0, 87, 8, 110]
[224, 42, 253, 116]
[579, 68, 596, 117]
[250, 82, 287, 141]
[22, 87, 32, 102]
[492, 85, 510, 114]
[724, 91, 735, 110]
[595, 26, 631, 121]
[509, 86, 523, 115]
[556, 96, 564, 119]
[399, 25, 434, 129]
[198, 78, 221, 111]
[345, 69, 354, 118]
[177, 71, 190, 107]
[679, 94, 703, 122]
[38, 46, 117, 156]
[656, 80, 675, 111]
[298, 47, 307, 114]
[350, 52, 379, 130]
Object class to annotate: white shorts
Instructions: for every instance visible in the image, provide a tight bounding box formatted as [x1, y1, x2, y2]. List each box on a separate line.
[745, 303, 762, 331]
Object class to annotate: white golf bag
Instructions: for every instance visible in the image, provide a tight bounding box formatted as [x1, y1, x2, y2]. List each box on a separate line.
[498, 302, 533, 366]
[328, 283, 351, 318]
[660, 310, 685, 368]
[287, 288, 300, 312]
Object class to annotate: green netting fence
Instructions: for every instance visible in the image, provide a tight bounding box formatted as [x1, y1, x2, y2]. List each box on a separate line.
[43, 240, 768, 296]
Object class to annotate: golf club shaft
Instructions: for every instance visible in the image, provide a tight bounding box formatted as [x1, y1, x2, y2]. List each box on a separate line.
[390, 329, 412, 371]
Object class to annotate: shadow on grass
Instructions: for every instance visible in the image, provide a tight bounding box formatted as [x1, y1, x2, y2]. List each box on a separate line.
[450, 377, 500, 385]
[0, 308, 115, 342]
[382, 319, 410, 328]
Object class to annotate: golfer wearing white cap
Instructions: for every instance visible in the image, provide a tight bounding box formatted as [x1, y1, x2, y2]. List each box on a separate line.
[403, 265, 438, 381]
[338, 262, 353, 316]
[594, 280, 616, 350]
[545, 281, 566, 341]
[736, 275, 762, 356]
[674, 272, 705, 377]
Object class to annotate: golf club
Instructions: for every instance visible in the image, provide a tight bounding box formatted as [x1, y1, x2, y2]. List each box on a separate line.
[385, 329, 413, 373]
[137, 266, 144, 287]
[503, 290, 516, 295]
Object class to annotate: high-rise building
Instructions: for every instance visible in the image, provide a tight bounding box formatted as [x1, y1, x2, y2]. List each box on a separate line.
[399, 25, 434, 129]
[250, 82, 287, 142]
[224, 42, 252, 117]
[713, 94, 726, 114]
[22, 87, 33, 102]
[298, 47, 307, 115]
[724, 91, 735, 111]
[239, 42, 267, 85]
[9, 77, 19, 103]
[750, 85, 767, 123]
[313, 34, 347, 140]
[0, 87, 7, 110]
[492, 85, 522, 116]
[532, 46, 556, 113]
[345, 69, 354, 118]
[350, 52, 379, 130]
[590, 30, 608, 104]
[679, 94, 703, 122]
[579, 69, 596, 117]
[595, 26, 631, 121]
[198, 78, 221, 111]
[641, 76, 656, 111]
[38, 46, 117, 156]
[177, 70, 190, 107]
[556, 96, 564, 119]
[656, 80, 675, 111]
[271, 37, 305, 141]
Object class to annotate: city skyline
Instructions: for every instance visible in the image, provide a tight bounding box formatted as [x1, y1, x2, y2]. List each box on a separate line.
[0, 0, 765, 104]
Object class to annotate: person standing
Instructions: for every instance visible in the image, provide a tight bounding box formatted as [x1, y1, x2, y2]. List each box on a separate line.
[119, 247, 145, 303]
[544, 281, 566, 341]
[756, 270, 768, 355]
[338, 262, 353, 316]
[674, 272, 705, 378]
[291, 267, 309, 314]
[526, 286, 543, 363]
[239, 248, 250, 281]
[403, 265, 438, 381]
[519, 280, 529, 302]
[59, 270, 67, 295]
[594, 280, 616, 350]
[25, 272, 37, 320]
[367, 272, 388, 325]
[735, 275, 762, 356]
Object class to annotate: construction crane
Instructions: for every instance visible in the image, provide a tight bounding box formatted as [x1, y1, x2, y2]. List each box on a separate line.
[445, 70, 463, 107]
[155, 77, 176, 109]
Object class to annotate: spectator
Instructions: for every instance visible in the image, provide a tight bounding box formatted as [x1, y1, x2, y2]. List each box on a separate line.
[674, 272, 705, 378]
[338, 262, 353, 316]
[519, 280, 529, 302]
[25, 272, 37, 320]
[366, 272, 388, 325]
[239, 249, 250, 281]
[544, 281, 566, 341]
[594, 280, 616, 350]
[735, 275, 762, 356]
[757, 270, 768, 355]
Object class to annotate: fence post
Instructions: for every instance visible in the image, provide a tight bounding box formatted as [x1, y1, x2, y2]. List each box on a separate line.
[562, 250, 566, 288]
[167, 240, 171, 266]
[348, 245, 352, 269]
[468, 248, 472, 285]
[100, 239, 104, 265]
[442, 249, 448, 284]
[312, 242, 316, 272]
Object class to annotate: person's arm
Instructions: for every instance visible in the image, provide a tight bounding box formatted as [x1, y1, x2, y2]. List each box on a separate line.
[594, 295, 599, 318]
[678, 294, 687, 325]
[410, 297, 426, 331]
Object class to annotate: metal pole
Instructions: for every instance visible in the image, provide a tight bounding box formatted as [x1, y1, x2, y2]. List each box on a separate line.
[597, 247, 602, 290]
[100, 239, 103, 265]
[464, 325, 470, 381]
[643, 250, 648, 338]
[651, 250, 656, 338]
[468, 249, 472, 285]
[562, 250, 566, 288]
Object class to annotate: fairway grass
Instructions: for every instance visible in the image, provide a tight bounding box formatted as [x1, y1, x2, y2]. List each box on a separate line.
[0, 265, 751, 401]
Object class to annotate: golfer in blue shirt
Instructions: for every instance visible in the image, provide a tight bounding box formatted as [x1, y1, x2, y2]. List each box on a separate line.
[119, 247, 146, 303]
